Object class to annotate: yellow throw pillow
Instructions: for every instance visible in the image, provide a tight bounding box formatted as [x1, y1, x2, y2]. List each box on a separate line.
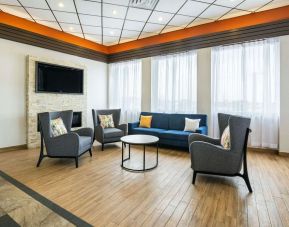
[139, 115, 152, 128]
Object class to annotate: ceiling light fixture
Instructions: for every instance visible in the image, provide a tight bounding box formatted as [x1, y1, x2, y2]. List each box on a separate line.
[129, 0, 158, 10]
[69, 27, 74, 31]
[158, 17, 163, 22]
[112, 10, 117, 15]
[110, 31, 114, 35]
[58, 2, 64, 7]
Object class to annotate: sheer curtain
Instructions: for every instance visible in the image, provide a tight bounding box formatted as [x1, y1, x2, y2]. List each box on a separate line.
[151, 50, 197, 113]
[211, 38, 280, 148]
[109, 59, 142, 123]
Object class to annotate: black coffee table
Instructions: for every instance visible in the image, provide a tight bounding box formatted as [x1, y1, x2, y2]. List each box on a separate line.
[121, 135, 159, 172]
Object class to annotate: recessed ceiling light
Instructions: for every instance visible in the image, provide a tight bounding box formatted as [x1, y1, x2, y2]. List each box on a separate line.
[58, 2, 64, 7]
[110, 31, 114, 35]
[112, 10, 117, 15]
[69, 27, 74, 31]
[158, 17, 163, 22]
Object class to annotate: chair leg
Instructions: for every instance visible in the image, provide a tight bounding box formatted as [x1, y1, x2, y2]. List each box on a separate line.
[243, 172, 253, 193]
[75, 157, 78, 168]
[102, 143, 104, 151]
[36, 152, 44, 167]
[89, 149, 92, 157]
[192, 171, 197, 184]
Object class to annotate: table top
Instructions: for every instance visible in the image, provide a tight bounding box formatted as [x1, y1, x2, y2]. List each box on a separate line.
[121, 135, 159, 145]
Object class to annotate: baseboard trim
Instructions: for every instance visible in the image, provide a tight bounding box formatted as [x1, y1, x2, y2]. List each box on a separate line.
[248, 147, 279, 155]
[278, 152, 289, 157]
[0, 144, 27, 152]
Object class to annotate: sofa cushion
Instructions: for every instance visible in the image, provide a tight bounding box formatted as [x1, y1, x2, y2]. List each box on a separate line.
[131, 127, 166, 137]
[159, 130, 192, 141]
[169, 114, 207, 130]
[79, 136, 91, 153]
[140, 112, 169, 129]
[103, 128, 124, 138]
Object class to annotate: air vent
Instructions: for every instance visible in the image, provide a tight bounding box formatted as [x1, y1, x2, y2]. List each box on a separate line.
[129, 0, 159, 10]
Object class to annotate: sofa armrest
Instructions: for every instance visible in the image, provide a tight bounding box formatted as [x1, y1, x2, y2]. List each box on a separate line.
[128, 122, 139, 134]
[94, 125, 104, 143]
[195, 126, 208, 135]
[74, 127, 94, 143]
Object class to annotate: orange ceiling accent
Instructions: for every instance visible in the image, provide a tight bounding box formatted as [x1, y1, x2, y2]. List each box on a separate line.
[0, 11, 109, 54]
[109, 5, 289, 54]
[1, 6, 289, 55]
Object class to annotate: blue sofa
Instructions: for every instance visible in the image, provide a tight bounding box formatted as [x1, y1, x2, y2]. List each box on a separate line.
[128, 112, 208, 148]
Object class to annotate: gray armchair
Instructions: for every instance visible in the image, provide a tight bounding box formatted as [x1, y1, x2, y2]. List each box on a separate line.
[37, 110, 93, 168]
[92, 109, 127, 151]
[188, 113, 252, 192]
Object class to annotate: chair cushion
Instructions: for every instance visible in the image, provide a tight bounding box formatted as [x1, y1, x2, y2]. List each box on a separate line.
[103, 128, 124, 138]
[79, 136, 91, 153]
[131, 127, 166, 137]
[159, 130, 192, 141]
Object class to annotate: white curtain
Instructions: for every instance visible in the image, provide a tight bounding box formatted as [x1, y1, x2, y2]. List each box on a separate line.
[151, 50, 197, 113]
[109, 59, 142, 123]
[211, 38, 280, 149]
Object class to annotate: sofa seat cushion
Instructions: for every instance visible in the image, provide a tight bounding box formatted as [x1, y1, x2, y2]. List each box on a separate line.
[79, 136, 91, 153]
[159, 130, 192, 141]
[131, 127, 166, 137]
[103, 128, 124, 138]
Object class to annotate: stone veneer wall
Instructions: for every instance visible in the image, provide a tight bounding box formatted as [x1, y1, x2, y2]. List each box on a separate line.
[27, 56, 87, 148]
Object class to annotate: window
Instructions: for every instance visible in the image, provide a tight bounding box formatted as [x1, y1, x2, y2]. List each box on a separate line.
[151, 50, 197, 113]
[109, 59, 142, 123]
[211, 38, 280, 148]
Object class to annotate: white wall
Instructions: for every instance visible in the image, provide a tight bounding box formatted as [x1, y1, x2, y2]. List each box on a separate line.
[0, 38, 107, 148]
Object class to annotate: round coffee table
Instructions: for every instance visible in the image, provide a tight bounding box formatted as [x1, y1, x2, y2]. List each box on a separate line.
[121, 134, 159, 172]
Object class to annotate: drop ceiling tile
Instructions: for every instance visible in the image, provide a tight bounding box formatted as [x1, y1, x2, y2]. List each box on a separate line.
[198, 0, 216, 3]
[126, 7, 151, 22]
[120, 37, 136, 43]
[139, 32, 157, 39]
[103, 27, 121, 36]
[36, 20, 61, 30]
[103, 35, 119, 45]
[220, 9, 250, 20]
[161, 25, 181, 34]
[75, 0, 101, 16]
[143, 23, 164, 33]
[237, 0, 272, 11]
[68, 32, 84, 38]
[103, 4, 127, 19]
[256, 0, 289, 11]
[60, 23, 82, 33]
[82, 25, 102, 35]
[103, 17, 124, 29]
[46, 0, 76, 12]
[200, 5, 231, 19]
[20, 0, 49, 9]
[121, 29, 140, 38]
[188, 18, 213, 27]
[155, 0, 186, 14]
[168, 14, 194, 27]
[123, 20, 145, 31]
[85, 34, 102, 43]
[215, 0, 244, 8]
[148, 11, 174, 25]
[26, 8, 55, 21]
[79, 14, 101, 26]
[54, 11, 79, 23]
[0, 0, 19, 6]
[179, 1, 210, 17]
[103, 0, 129, 6]
[0, 5, 31, 18]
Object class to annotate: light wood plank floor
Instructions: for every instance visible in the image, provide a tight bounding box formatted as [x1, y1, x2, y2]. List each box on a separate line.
[0, 144, 289, 227]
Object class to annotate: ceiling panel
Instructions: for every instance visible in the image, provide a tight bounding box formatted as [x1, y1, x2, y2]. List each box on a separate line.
[103, 17, 124, 29]
[198, 0, 216, 3]
[214, 0, 244, 8]
[237, 0, 272, 11]
[168, 14, 193, 27]
[54, 11, 79, 24]
[103, 27, 121, 36]
[27, 8, 55, 21]
[103, 0, 129, 6]
[179, 1, 210, 17]
[79, 14, 101, 26]
[0, 0, 19, 6]
[0, 5, 31, 19]
[161, 25, 181, 33]
[82, 25, 102, 35]
[126, 7, 151, 22]
[188, 17, 213, 27]
[143, 23, 165, 33]
[123, 20, 145, 31]
[68, 32, 84, 38]
[75, 0, 101, 16]
[19, 0, 49, 9]
[220, 9, 250, 20]
[120, 37, 136, 43]
[148, 11, 174, 25]
[256, 0, 289, 11]
[121, 29, 140, 38]
[60, 22, 82, 33]
[139, 32, 157, 39]
[103, 3, 127, 19]
[103, 35, 119, 45]
[155, 0, 186, 14]
[36, 20, 61, 30]
[85, 34, 102, 43]
[46, 0, 76, 13]
[200, 5, 231, 19]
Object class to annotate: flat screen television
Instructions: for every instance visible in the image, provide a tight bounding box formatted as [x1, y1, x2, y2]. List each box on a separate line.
[36, 62, 83, 94]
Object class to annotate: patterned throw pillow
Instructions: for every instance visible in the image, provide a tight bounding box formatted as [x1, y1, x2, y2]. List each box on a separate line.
[221, 126, 231, 150]
[184, 118, 200, 131]
[139, 115, 152, 128]
[98, 114, 115, 128]
[50, 117, 67, 137]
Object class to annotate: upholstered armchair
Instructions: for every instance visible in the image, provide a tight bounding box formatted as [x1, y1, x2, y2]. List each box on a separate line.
[37, 110, 94, 168]
[188, 113, 252, 192]
[92, 109, 127, 150]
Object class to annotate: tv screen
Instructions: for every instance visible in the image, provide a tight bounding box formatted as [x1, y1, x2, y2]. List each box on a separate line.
[36, 62, 83, 94]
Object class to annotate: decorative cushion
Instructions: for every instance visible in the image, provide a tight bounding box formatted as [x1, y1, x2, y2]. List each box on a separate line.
[98, 114, 115, 128]
[184, 118, 200, 131]
[50, 117, 67, 137]
[139, 115, 152, 128]
[221, 126, 231, 150]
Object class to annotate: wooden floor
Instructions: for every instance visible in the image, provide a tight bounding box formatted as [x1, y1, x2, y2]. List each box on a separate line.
[0, 143, 289, 227]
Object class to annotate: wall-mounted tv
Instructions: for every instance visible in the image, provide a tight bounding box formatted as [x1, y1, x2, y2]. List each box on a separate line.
[36, 62, 84, 94]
